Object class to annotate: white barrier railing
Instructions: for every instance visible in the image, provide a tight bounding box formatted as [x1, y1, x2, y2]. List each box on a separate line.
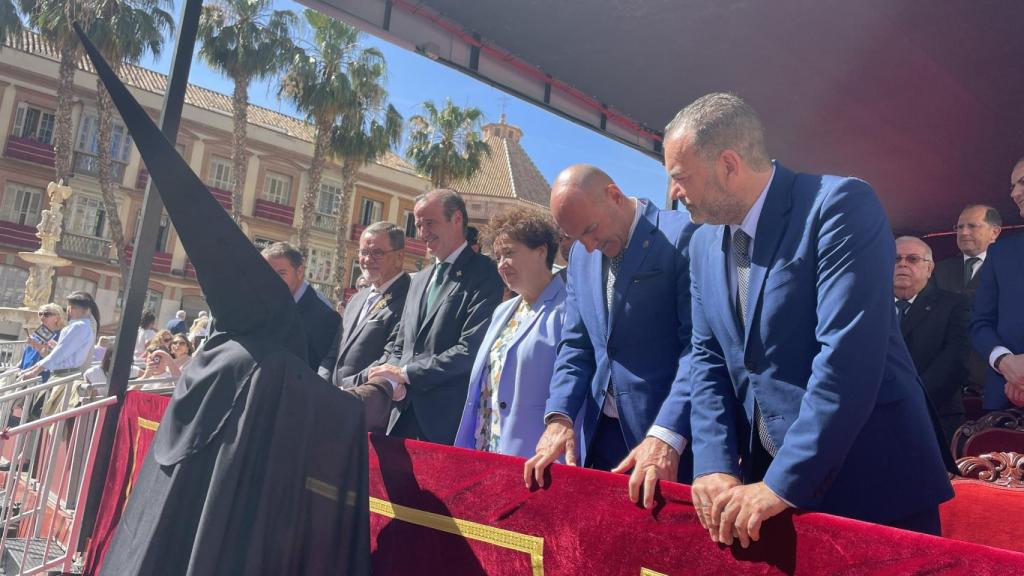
[0, 396, 116, 574]
[0, 342, 27, 370]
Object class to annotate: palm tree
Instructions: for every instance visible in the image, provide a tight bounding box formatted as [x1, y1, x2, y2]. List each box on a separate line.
[198, 0, 297, 223]
[0, 0, 22, 49]
[18, 0, 89, 184]
[87, 0, 174, 281]
[405, 99, 491, 188]
[280, 11, 399, 259]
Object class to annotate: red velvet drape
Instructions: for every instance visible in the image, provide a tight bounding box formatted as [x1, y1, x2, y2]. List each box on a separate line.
[83, 392, 169, 576]
[369, 435, 1024, 575]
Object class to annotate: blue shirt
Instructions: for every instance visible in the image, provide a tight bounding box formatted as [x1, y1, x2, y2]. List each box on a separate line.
[38, 318, 95, 371]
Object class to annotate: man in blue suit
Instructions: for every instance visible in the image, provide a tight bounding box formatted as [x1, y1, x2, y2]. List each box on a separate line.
[669, 93, 952, 545]
[971, 157, 1024, 409]
[523, 164, 699, 508]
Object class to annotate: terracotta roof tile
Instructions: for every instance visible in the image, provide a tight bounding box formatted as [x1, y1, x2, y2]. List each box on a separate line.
[452, 118, 551, 208]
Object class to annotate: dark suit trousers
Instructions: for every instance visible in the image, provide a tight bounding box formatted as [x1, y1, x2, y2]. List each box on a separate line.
[390, 403, 425, 441]
[585, 414, 628, 471]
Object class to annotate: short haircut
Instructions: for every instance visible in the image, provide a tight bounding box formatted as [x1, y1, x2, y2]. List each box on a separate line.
[140, 309, 156, 328]
[67, 291, 100, 326]
[176, 310, 186, 320]
[665, 92, 772, 170]
[962, 204, 1002, 228]
[261, 242, 304, 268]
[895, 235, 933, 260]
[362, 221, 405, 250]
[484, 206, 559, 269]
[415, 189, 469, 234]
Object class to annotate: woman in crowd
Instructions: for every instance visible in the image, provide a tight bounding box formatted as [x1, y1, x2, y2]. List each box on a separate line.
[454, 206, 567, 457]
[19, 303, 66, 378]
[134, 309, 157, 359]
[139, 333, 193, 380]
[21, 292, 99, 380]
[188, 310, 210, 348]
[82, 346, 114, 399]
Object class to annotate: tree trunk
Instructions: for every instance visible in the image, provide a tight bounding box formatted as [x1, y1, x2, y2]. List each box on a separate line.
[53, 44, 77, 184]
[296, 120, 331, 256]
[330, 159, 361, 303]
[96, 78, 130, 282]
[229, 76, 250, 224]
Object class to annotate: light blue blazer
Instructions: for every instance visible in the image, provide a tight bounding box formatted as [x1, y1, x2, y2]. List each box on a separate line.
[454, 276, 566, 457]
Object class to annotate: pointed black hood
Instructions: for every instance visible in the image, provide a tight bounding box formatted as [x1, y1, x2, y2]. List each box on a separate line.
[74, 23, 304, 360]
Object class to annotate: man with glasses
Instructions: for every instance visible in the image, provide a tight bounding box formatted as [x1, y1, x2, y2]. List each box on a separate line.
[894, 236, 969, 447]
[320, 223, 410, 402]
[261, 242, 340, 370]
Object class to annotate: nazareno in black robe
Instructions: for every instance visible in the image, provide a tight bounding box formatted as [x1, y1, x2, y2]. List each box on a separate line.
[74, 24, 372, 575]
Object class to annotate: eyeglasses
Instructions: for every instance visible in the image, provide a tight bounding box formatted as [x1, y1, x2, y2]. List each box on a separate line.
[895, 255, 931, 265]
[357, 248, 400, 260]
[171, 341, 187, 347]
[38, 311, 54, 318]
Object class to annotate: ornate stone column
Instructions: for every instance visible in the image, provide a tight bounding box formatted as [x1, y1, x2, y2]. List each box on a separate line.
[20, 180, 74, 310]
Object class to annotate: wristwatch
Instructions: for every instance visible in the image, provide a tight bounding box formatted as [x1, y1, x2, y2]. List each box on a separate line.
[995, 352, 1012, 372]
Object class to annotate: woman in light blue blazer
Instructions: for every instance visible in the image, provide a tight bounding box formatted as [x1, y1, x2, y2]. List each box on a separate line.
[455, 207, 567, 458]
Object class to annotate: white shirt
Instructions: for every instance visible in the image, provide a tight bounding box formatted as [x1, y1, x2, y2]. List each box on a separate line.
[38, 318, 95, 371]
[727, 166, 775, 304]
[135, 328, 156, 358]
[964, 251, 986, 280]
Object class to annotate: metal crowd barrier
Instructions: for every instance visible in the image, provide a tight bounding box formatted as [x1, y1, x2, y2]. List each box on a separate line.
[0, 393, 116, 575]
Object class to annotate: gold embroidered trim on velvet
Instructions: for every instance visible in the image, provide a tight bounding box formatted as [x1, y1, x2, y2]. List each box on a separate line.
[370, 496, 545, 576]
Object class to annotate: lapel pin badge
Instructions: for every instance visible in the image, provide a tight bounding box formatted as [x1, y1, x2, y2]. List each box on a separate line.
[642, 240, 650, 249]
[456, 270, 463, 277]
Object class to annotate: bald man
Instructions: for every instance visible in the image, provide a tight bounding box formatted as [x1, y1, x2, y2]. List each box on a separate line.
[894, 236, 969, 446]
[523, 164, 700, 508]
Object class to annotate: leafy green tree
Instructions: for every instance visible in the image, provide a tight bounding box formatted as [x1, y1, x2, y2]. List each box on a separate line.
[405, 99, 490, 188]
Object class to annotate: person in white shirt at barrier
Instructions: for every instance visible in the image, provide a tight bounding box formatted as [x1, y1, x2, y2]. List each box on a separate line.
[21, 291, 99, 380]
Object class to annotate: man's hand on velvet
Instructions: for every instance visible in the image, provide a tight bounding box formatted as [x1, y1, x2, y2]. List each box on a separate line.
[691, 473, 741, 533]
[710, 481, 791, 549]
[611, 436, 680, 510]
[523, 416, 578, 489]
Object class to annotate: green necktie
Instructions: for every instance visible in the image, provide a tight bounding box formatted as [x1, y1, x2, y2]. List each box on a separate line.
[425, 262, 450, 312]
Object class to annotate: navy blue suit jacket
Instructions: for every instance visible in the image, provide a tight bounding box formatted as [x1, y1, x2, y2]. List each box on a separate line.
[970, 234, 1024, 410]
[546, 200, 698, 478]
[687, 163, 952, 525]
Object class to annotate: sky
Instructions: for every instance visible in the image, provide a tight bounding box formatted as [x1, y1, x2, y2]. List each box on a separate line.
[139, 0, 669, 205]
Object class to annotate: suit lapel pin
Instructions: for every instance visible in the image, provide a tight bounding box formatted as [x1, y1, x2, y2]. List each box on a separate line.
[642, 240, 650, 249]
[456, 270, 463, 278]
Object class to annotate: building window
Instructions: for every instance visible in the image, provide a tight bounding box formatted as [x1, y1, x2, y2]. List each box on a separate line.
[67, 195, 108, 238]
[180, 294, 208, 322]
[306, 247, 333, 284]
[115, 287, 163, 315]
[253, 237, 276, 251]
[359, 197, 383, 226]
[208, 156, 233, 190]
[349, 261, 362, 289]
[134, 211, 170, 252]
[73, 114, 134, 179]
[12, 103, 56, 145]
[403, 210, 417, 239]
[263, 172, 292, 205]
[317, 181, 341, 215]
[0, 265, 28, 308]
[52, 277, 98, 305]
[0, 182, 43, 226]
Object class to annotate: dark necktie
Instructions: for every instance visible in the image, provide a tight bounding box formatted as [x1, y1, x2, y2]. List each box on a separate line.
[425, 262, 450, 312]
[895, 298, 911, 321]
[733, 228, 776, 456]
[964, 257, 980, 288]
[604, 253, 623, 319]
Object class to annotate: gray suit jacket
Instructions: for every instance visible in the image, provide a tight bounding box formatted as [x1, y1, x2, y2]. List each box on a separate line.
[322, 274, 410, 390]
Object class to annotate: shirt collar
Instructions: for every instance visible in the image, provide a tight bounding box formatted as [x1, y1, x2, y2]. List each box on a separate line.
[437, 241, 468, 266]
[730, 164, 776, 242]
[293, 280, 309, 303]
[965, 251, 987, 263]
[896, 293, 919, 305]
[372, 271, 404, 294]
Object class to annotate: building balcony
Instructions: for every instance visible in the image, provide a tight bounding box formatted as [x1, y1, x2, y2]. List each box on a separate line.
[3, 135, 55, 167]
[405, 236, 427, 257]
[0, 220, 41, 250]
[207, 186, 233, 211]
[60, 232, 112, 261]
[71, 152, 127, 183]
[254, 199, 294, 226]
[311, 212, 337, 233]
[136, 167, 149, 190]
[121, 244, 173, 275]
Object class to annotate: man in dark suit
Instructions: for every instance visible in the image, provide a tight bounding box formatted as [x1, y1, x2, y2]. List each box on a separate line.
[262, 242, 340, 370]
[166, 310, 188, 335]
[320, 222, 410, 394]
[894, 236, 969, 446]
[669, 93, 952, 545]
[523, 165, 699, 509]
[357, 189, 503, 445]
[971, 157, 1024, 409]
[931, 205, 1001, 396]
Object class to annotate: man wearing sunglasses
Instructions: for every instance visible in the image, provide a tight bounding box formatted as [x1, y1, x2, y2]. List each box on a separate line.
[893, 236, 969, 447]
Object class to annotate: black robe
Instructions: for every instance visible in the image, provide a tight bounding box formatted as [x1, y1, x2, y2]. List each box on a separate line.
[100, 334, 370, 575]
